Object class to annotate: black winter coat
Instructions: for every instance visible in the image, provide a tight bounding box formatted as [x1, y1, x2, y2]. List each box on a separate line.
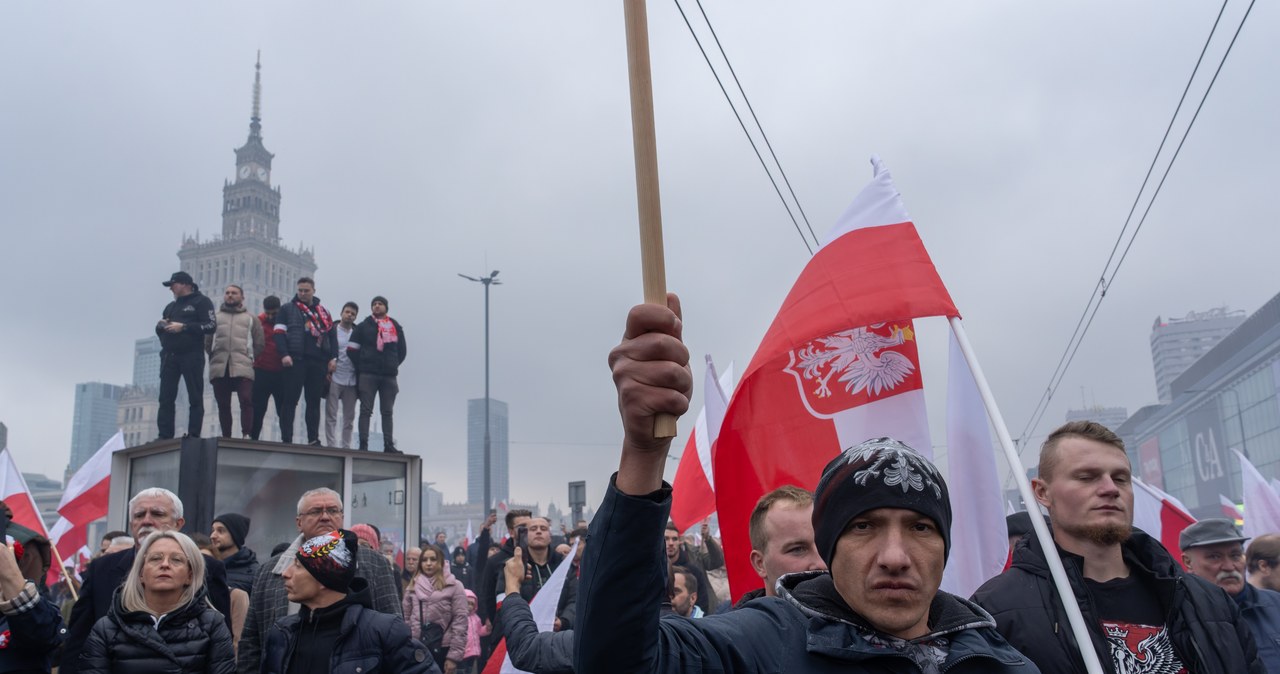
[222, 547, 259, 594]
[62, 546, 231, 674]
[347, 315, 407, 377]
[273, 295, 338, 362]
[576, 477, 1040, 674]
[261, 579, 437, 674]
[971, 529, 1265, 674]
[157, 291, 216, 354]
[79, 586, 235, 674]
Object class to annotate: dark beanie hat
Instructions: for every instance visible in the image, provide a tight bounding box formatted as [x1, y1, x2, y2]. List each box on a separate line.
[372, 295, 389, 309]
[297, 530, 359, 593]
[812, 437, 952, 567]
[213, 513, 250, 549]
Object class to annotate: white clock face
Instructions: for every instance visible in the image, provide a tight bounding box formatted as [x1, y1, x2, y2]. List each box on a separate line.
[256, 167, 268, 180]
[239, 166, 251, 178]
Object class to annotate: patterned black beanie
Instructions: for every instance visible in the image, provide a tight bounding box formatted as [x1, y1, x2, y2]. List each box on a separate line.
[812, 437, 952, 567]
[297, 530, 359, 593]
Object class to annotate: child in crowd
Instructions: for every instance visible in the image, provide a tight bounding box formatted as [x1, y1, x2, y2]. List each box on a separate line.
[461, 589, 489, 674]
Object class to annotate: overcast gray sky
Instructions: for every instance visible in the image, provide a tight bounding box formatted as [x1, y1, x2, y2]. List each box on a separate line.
[2, 1, 1276, 512]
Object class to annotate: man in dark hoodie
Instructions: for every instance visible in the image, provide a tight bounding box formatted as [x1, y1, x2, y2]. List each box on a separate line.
[576, 299, 1039, 673]
[662, 522, 712, 615]
[156, 270, 216, 439]
[211, 513, 259, 594]
[274, 277, 338, 446]
[346, 295, 407, 453]
[263, 529, 435, 674]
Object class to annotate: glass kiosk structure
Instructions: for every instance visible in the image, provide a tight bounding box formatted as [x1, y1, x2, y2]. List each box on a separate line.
[109, 438, 420, 559]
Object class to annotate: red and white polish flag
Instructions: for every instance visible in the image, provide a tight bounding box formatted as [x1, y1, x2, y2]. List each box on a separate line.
[1133, 477, 1196, 565]
[713, 157, 961, 599]
[0, 448, 49, 536]
[670, 356, 733, 533]
[48, 430, 124, 583]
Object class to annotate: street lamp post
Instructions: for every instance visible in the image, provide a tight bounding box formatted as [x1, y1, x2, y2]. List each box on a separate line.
[459, 271, 502, 515]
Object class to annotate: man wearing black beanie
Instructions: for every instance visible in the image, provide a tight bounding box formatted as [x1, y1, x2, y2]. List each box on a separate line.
[347, 295, 408, 453]
[263, 530, 435, 673]
[211, 512, 259, 594]
[575, 299, 1040, 673]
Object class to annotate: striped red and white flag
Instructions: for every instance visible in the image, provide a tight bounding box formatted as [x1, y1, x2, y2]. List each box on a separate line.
[714, 158, 961, 599]
[669, 357, 733, 533]
[1133, 477, 1196, 565]
[0, 448, 49, 536]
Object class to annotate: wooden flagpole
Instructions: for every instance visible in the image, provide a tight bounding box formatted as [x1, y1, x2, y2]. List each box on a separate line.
[622, 0, 677, 438]
[48, 540, 79, 601]
[949, 317, 1104, 674]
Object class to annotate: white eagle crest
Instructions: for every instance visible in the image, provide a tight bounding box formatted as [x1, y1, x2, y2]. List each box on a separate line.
[794, 324, 915, 399]
[842, 438, 942, 498]
[1108, 627, 1182, 674]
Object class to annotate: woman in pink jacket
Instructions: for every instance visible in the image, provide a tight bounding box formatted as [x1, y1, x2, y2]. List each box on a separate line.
[403, 546, 469, 674]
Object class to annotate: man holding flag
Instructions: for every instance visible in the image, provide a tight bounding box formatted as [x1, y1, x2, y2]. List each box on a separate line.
[574, 296, 1037, 673]
[1, 504, 65, 673]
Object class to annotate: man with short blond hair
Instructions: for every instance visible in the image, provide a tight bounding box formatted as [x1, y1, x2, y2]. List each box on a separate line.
[737, 485, 825, 606]
[974, 420, 1263, 674]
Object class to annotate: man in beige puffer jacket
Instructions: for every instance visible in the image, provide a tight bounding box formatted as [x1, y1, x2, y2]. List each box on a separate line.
[207, 284, 265, 438]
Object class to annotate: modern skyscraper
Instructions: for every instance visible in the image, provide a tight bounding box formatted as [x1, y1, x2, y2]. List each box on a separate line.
[131, 336, 162, 388]
[116, 55, 315, 446]
[467, 397, 509, 506]
[1150, 308, 1247, 402]
[69, 382, 123, 475]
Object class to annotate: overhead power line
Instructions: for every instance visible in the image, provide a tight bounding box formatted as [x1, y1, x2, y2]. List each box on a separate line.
[1016, 0, 1256, 451]
[672, 0, 819, 254]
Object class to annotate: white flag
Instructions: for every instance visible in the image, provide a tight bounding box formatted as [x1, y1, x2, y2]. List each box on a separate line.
[940, 331, 1008, 597]
[1234, 449, 1280, 539]
[500, 540, 578, 674]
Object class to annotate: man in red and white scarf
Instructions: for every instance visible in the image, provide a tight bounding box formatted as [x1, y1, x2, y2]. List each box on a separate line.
[273, 277, 339, 446]
[347, 295, 408, 453]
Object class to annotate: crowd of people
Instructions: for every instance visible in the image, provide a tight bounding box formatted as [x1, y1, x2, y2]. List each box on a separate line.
[4, 297, 1280, 672]
[156, 271, 408, 452]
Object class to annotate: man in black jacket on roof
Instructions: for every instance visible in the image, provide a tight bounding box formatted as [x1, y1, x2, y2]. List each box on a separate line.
[273, 277, 337, 446]
[155, 270, 216, 439]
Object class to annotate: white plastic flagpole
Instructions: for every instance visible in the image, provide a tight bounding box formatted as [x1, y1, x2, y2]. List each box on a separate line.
[949, 317, 1104, 674]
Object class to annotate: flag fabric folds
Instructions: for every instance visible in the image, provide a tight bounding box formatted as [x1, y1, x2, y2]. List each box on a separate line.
[484, 540, 579, 674]
[1234, 449, 1280, 540]
[670, 357, 733, 532]
[49, 430, 124, 583]
[940, 332, 1008, 597]
[1133, 477, 1196, 564]
[713, 157, 960, 599]
[0, 448, 49, 536]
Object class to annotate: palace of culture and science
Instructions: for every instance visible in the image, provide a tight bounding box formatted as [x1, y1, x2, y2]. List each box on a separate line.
[116, 57, 317, 447]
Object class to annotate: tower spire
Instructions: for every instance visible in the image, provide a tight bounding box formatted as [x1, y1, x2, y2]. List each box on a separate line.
[249, 51, 263, 139]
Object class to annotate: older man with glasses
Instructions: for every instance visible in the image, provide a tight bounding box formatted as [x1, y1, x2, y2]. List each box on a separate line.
[235, 487, 404, 674]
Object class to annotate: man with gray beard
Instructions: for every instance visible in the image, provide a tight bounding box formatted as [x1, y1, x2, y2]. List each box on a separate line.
[1181, 519, 1280, 672]
[972, 421, 1263, 674]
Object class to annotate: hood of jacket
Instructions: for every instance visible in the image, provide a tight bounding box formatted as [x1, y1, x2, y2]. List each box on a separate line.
[1012, 525, 1183, 583]
[219, 302, 248, 314]
[225, 545, 258, 568]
